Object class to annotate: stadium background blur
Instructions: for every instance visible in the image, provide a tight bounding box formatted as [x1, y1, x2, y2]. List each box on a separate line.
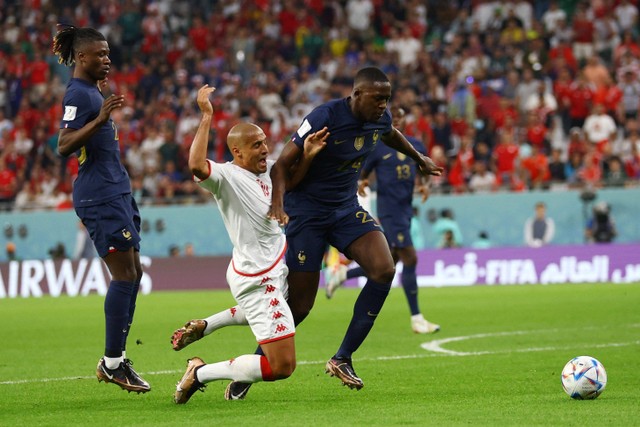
[0, 0, 639, 260]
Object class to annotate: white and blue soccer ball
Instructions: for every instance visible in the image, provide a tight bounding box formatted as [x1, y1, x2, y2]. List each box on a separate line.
[561, 356, 607, 400]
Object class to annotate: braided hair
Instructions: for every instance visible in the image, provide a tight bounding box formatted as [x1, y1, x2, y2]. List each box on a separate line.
[52, 25, 106, 67]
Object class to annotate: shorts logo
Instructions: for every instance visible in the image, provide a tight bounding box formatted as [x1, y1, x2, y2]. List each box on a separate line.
[398, 233, 404, 243]
[297, 251, 306, 265]
[63, 105, 77, 121]
[122, 229, 132, 240]
[275, 324, 288, 333]
[354, 136, 365, 151]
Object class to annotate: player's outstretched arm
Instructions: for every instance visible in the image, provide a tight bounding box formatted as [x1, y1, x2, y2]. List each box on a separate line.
[269, 141, 302, 226]
[189, 84, 216, 181]
[287, 126, 329, 191]
[57, 93, 125, 157]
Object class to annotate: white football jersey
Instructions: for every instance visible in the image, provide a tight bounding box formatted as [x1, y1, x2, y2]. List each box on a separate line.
[197, 159, 285, 275]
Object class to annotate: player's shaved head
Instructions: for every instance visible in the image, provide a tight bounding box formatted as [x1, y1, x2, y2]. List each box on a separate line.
[227, 122, 265, 150]
[353, 67, 390, 88]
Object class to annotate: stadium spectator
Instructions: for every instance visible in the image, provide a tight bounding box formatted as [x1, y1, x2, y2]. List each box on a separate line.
[524, 201, 555, 247]
[583, 103, 617, 153]
[468, 159, 498, 193]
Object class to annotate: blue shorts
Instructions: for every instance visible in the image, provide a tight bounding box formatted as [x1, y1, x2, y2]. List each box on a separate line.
[75, 194, 141, 258]
[379, 216, 413, 249]
[285, 204, 381, 272]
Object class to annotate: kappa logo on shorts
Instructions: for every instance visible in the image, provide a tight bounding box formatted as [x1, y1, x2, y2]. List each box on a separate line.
[122, 229, 132, 240]
[297, 251, 306, 265]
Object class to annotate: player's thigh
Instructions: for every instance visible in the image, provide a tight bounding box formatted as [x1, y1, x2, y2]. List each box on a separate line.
[227, 262, 296, 344]
[380, 218, 417, 266]
[347, 230, 395, 282]
[260, 336, 296, 368]
[76, 194, 141, 259]
[286, 270, 320, 318]
[284, 215, 329, 273]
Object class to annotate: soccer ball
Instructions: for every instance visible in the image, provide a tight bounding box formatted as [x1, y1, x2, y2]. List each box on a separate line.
[561, 356, 607, 400]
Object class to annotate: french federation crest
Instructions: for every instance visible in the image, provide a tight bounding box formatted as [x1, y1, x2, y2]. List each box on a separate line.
[397, 152, 406, 161]
[354, 136, 365, 151]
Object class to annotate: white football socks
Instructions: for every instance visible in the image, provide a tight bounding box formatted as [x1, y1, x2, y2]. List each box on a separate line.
[203, 305, 248, 335]
[196, 354, 264, 384]
[104, 355, 123, 370]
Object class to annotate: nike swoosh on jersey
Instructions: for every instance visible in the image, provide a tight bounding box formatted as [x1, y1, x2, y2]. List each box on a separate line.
[334, 139, 347, 145]
[367, 311, 379, 317]
[382, 153, 392, 159]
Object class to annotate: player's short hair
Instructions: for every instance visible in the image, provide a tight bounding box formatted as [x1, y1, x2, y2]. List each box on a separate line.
[354, 67, 390, 86]
[52, 25, 106, 66]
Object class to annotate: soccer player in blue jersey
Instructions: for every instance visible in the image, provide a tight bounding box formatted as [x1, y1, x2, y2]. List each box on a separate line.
[268, 67, 443, 389]
[324, 106, 441, 335]
[53, 26, 149, 393]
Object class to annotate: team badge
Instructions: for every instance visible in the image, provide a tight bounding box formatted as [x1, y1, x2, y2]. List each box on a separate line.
[397, 152, 407, 161]
[297, 251, 306, 265]
[122, 229, 132, 240]
[398, 233, 404, 243]
[354, 136, 364, 151]
[63, 105, 77, 121]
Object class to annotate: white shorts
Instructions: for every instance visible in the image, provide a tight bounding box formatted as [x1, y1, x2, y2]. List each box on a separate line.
[226, 259, 295, 344]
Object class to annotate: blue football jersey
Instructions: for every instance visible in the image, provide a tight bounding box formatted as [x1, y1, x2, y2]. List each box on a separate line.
[60, 78, 131, 207]
[365, 135, 425, 221]
[286, 98, 392, 215]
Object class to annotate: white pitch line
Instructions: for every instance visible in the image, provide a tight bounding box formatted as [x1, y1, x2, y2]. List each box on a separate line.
[2, 336, 638, 386]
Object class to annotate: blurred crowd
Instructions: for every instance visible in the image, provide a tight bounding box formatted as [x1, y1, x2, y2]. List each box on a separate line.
[1, 0, 640, 211]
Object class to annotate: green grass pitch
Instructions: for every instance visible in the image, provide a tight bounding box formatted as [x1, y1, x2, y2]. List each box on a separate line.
[1, 283, 638, 426]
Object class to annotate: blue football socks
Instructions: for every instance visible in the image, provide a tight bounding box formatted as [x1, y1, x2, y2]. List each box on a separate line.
[104, 280, 134, 358]
[401, 264, 421, 315]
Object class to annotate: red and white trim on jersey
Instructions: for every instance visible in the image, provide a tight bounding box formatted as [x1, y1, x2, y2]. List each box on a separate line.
[258, 331, 295, 346]
[231, 242, 287, 277]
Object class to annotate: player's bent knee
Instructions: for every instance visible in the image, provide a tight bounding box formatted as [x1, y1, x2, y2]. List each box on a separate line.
[271, 358, 296, 379]
[370, 265, 395, 284]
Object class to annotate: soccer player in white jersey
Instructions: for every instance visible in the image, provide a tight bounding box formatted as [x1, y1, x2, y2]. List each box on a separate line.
[174, 85, 328, 404]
